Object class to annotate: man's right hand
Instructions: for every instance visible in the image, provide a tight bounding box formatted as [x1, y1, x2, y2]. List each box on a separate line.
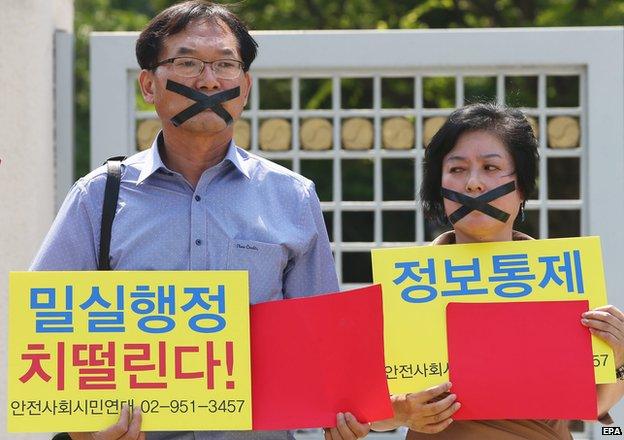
[69, 404, 145, 440]
[371, 382, 460, 434]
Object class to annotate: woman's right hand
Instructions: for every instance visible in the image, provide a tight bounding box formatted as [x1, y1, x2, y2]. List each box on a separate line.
[371, 382, 460, 434]
[69, 404, 144, 440]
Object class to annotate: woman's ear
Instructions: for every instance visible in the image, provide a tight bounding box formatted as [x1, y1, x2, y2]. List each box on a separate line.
[518, 200, 526, 222]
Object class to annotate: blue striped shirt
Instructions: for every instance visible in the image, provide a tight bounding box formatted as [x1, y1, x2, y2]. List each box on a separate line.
[31, 134, 339, 440]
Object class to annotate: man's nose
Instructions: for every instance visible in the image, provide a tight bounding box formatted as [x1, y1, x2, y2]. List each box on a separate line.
[195, 64, 221, 89]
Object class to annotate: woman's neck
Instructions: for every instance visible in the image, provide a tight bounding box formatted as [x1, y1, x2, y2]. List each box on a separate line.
[453, 228, 514, 244]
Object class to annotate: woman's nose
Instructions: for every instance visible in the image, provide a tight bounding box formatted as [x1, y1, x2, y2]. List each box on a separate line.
[465, 173, 484, 193]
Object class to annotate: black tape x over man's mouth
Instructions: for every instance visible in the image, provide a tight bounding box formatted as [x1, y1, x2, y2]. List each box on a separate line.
[166, 80, 240, 127]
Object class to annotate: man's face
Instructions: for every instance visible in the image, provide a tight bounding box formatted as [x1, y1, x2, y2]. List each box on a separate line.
[139, 19, 251, 135]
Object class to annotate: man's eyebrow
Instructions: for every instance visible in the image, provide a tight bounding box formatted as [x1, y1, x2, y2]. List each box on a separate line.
[218, 48, 237, 57]
[480, 153, 503, 159]
[173, 47, 238, 57]
[175, 46, 196, 55]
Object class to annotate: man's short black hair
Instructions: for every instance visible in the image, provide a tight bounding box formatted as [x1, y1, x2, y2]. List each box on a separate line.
[136, 0, 258, 71]
[420, 103, 539, 224]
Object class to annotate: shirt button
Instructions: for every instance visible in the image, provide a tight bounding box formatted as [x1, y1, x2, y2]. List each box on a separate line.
[195, 239, 202, 246]
[194, 195, 201, 202]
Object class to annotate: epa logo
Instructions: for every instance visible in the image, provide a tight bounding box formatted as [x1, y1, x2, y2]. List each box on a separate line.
[603, 426, 623, 435]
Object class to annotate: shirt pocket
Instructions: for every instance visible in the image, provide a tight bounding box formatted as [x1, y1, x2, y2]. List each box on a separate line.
[226, 239, 288, 303]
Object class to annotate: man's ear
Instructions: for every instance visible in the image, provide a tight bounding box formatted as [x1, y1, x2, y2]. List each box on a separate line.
[138, 69, 156, 104]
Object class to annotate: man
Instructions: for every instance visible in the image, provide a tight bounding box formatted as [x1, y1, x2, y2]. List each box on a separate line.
[33, 1, 344, 439]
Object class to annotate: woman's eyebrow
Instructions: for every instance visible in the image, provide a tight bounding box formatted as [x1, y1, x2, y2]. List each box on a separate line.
[444, 155, 466, 162]
[444, 153, 504, 163]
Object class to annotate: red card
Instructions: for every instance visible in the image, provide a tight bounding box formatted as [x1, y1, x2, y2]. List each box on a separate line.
[251, 285, 392, 430]
[446, 300, 597, 420]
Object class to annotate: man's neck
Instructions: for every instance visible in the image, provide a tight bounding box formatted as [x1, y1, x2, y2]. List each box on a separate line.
[159, 127, 233, 188]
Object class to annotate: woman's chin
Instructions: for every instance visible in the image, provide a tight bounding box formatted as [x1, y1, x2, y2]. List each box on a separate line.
[452, 217, 513, 243]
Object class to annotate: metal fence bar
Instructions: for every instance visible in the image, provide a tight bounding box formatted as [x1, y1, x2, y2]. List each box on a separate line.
[373, 75, 383, 246]
[332, 75, 343, 284]
[54, 30, 74, 209]
[538, 73, 548, 239]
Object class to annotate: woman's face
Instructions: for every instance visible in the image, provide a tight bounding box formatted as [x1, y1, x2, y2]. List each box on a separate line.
[441, 130, 524, 243]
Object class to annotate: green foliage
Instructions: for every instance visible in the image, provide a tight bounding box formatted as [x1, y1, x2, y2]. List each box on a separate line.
[423, 77, 455, 108]
[301, 79, 332, 109]
[74, 0, 624, 177]
[74, 0, 151, 176]
[464, 77, 497, 105]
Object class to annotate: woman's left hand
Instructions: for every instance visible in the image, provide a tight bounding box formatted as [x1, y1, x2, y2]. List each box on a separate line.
[324, 412, 370, 440]
[582, 305, 624, 366]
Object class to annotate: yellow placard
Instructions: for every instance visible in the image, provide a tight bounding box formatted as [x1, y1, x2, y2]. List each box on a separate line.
[8, 271, 251, 432]
[372, 236, 615, 394]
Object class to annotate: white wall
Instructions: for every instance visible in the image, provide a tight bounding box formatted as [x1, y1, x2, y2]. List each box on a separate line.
[0, 1, 74, 438]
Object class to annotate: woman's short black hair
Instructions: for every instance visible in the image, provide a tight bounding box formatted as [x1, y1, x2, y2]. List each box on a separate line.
[420, 103, 539, 224]
[136, 0, 258, 71]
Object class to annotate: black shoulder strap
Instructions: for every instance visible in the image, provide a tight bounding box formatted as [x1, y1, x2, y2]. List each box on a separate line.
[98, 156, 125, 270]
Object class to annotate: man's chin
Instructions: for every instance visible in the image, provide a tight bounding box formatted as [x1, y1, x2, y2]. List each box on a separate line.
[169, 117, 229, 134]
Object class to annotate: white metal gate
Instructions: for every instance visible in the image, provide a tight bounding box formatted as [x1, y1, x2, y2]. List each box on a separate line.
[91, 27, 624, 439]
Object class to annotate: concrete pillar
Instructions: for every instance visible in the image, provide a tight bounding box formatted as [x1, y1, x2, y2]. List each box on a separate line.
[0, 0, 74, 438]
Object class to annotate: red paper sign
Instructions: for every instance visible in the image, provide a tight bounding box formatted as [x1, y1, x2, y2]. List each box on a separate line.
[446, 300, 597, 420]
[251, 285, 392, 430]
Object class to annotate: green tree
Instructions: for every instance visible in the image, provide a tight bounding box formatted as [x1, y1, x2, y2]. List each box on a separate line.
[74, 0, 150, 176]
[74, 0, 624, 177]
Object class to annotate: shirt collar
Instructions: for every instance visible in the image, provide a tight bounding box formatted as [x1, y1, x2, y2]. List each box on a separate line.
[136, 131, 251, 185]
[224, 139, 251, 179]
[136, 132, 171, 185]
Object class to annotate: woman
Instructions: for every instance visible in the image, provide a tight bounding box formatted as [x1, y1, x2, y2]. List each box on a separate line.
[325, 103, 624, 440]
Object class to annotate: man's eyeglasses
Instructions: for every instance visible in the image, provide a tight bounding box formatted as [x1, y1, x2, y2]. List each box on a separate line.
[151, 57, 244, 80]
